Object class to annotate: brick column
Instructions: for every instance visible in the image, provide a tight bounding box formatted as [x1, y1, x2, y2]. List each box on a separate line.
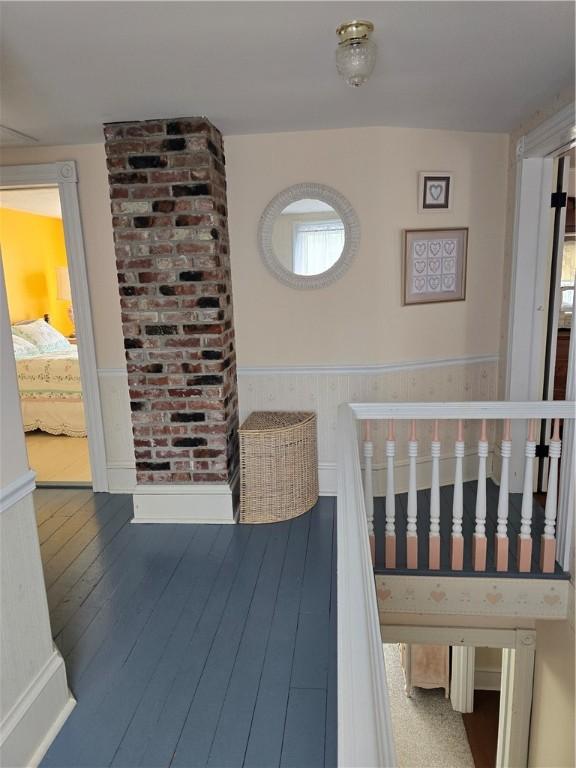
[104, 118, 238, 490]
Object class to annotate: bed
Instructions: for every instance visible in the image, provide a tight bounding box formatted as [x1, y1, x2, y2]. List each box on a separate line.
[12, 318, 87, 437]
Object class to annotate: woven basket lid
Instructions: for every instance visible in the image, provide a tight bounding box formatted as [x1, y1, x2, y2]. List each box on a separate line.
[240, 410, 315, 433]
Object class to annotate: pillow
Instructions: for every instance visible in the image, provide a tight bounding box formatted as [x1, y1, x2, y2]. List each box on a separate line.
[12, 334, 40, 360]
[12, 319, 71, 354]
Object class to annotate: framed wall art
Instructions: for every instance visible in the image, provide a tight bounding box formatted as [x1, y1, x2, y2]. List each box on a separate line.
[418, 172, 453, 212]
[403, 228, 468, 305]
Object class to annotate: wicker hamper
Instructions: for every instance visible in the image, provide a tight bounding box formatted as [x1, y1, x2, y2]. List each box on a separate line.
[239, 411, 319, 523]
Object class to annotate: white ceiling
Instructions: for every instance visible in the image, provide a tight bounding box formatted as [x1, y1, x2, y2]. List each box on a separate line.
[0, 188, 62, 218]
[0, 2, 574, 146]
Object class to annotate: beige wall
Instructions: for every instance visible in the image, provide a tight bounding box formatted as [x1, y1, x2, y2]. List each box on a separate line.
[225, 126, 508, 366]
[529, 616, 576, 768]
[1, 127, 509, 371]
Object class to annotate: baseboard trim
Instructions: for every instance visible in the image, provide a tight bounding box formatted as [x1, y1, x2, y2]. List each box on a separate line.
[107, 462, 136, 494]
[132, 473, 239, 524]
[0, 648, 75, 768]
[475, 669, 502, 691]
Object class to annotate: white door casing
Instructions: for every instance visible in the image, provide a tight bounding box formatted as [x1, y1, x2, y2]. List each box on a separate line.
[0, 161, 108, 491]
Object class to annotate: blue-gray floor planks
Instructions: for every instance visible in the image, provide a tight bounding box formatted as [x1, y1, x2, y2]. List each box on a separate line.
[373, 479, 569, 578]
[37, 489, 337, 768]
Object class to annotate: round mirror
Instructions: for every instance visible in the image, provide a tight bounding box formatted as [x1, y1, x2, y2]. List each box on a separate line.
[259, 183, 360, 289]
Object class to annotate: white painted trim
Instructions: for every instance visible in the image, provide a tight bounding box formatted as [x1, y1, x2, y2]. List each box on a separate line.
[381, 625, 517, 649]
[236, 353, 499, 377]
[0, 161, 108, 491]
[496, 633, 536, 768]
[0, 469, 35, 514]
[351, 400, 576, 420]
[337, 404, 396, 767]
[132, 471, 239, 524]
[0, 648, 75, 768]
[557, 284, 576, 573]
[451, 646, 475, 713]
[517, 102, 576, 159]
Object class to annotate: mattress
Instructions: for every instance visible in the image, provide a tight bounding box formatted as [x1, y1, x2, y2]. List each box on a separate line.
[16, 347, 87, 437]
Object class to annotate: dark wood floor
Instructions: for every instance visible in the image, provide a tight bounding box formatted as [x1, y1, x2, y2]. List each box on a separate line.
[373, 479, 568, 578]
[34, 488, 337, 768]
[462, 691, 500, 768]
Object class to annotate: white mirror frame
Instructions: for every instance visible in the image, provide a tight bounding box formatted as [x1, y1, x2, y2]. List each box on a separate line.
[258, 182, 360, 289]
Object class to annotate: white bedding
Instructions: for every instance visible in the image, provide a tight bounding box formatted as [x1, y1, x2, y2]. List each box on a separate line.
[16, 346, 87, 436]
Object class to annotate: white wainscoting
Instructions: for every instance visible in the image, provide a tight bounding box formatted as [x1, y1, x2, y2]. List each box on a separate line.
[239, 355, 499, 495]
[0, 489, 74, 768]
[98, 368, 137, 493]
[98, 355, 499, 498]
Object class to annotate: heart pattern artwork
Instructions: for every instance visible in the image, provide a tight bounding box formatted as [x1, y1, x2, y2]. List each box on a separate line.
[428, 184, 443, 201]
[410, 237, 460, 297]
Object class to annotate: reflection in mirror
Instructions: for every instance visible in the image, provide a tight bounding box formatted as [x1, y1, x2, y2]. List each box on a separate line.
[271, 198, 345, 276]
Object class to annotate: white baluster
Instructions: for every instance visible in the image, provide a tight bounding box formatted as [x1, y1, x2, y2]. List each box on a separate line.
[385, 420, 397, 568]
[407, 419, 418, 569]
[451, 420, 465, 570]
[541, 419, 562, 573]
[473, 419, 488, 571]
[363, 421, 375, 564]
[518, 419, 537, 573]
[429, 420, 441, 569]
[495, 419, 511, 572]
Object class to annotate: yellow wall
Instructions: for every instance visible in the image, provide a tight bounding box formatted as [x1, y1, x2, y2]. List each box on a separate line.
[0, 207, 72, 336]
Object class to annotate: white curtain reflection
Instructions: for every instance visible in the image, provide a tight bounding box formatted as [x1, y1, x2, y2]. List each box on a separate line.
[293, 220, 345, 275]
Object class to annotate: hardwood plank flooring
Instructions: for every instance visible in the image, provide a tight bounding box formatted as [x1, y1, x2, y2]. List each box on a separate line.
[26, 431, 91, 484]
[36, 489, 337, 768]
[373, 479, 568, 578]
[462, 691, 500, 768]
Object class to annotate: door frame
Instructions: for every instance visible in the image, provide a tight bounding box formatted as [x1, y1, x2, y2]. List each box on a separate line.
[382, 624, 536, 768]
[505, 102, 575, 570]
[0, 161, 108, 491]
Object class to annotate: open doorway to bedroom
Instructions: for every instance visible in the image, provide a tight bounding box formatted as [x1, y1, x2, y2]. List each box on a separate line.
[0, 186, 91, 485]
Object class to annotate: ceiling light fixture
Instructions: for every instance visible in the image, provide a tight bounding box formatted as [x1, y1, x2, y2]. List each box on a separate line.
[335, 20, 377, 87]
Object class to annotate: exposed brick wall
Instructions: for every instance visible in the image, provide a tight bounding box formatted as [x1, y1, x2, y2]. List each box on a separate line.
[103, 118, 238, 486]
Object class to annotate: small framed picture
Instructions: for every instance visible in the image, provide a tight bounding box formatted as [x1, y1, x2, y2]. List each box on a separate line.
[403, 228, 468, 305]
[418, 172, 453, 212]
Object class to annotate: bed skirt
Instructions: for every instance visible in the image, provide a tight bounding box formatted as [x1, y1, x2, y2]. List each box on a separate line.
[21, 399, 87, 437]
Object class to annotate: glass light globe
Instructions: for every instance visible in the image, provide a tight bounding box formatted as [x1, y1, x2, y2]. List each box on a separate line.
[335, 38, 377, 87]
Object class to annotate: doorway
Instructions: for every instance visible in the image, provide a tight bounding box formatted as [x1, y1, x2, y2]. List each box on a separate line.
[1, 186, 91, 484]
[382, 625, 536, 768]
[0, 161, 107, 491]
